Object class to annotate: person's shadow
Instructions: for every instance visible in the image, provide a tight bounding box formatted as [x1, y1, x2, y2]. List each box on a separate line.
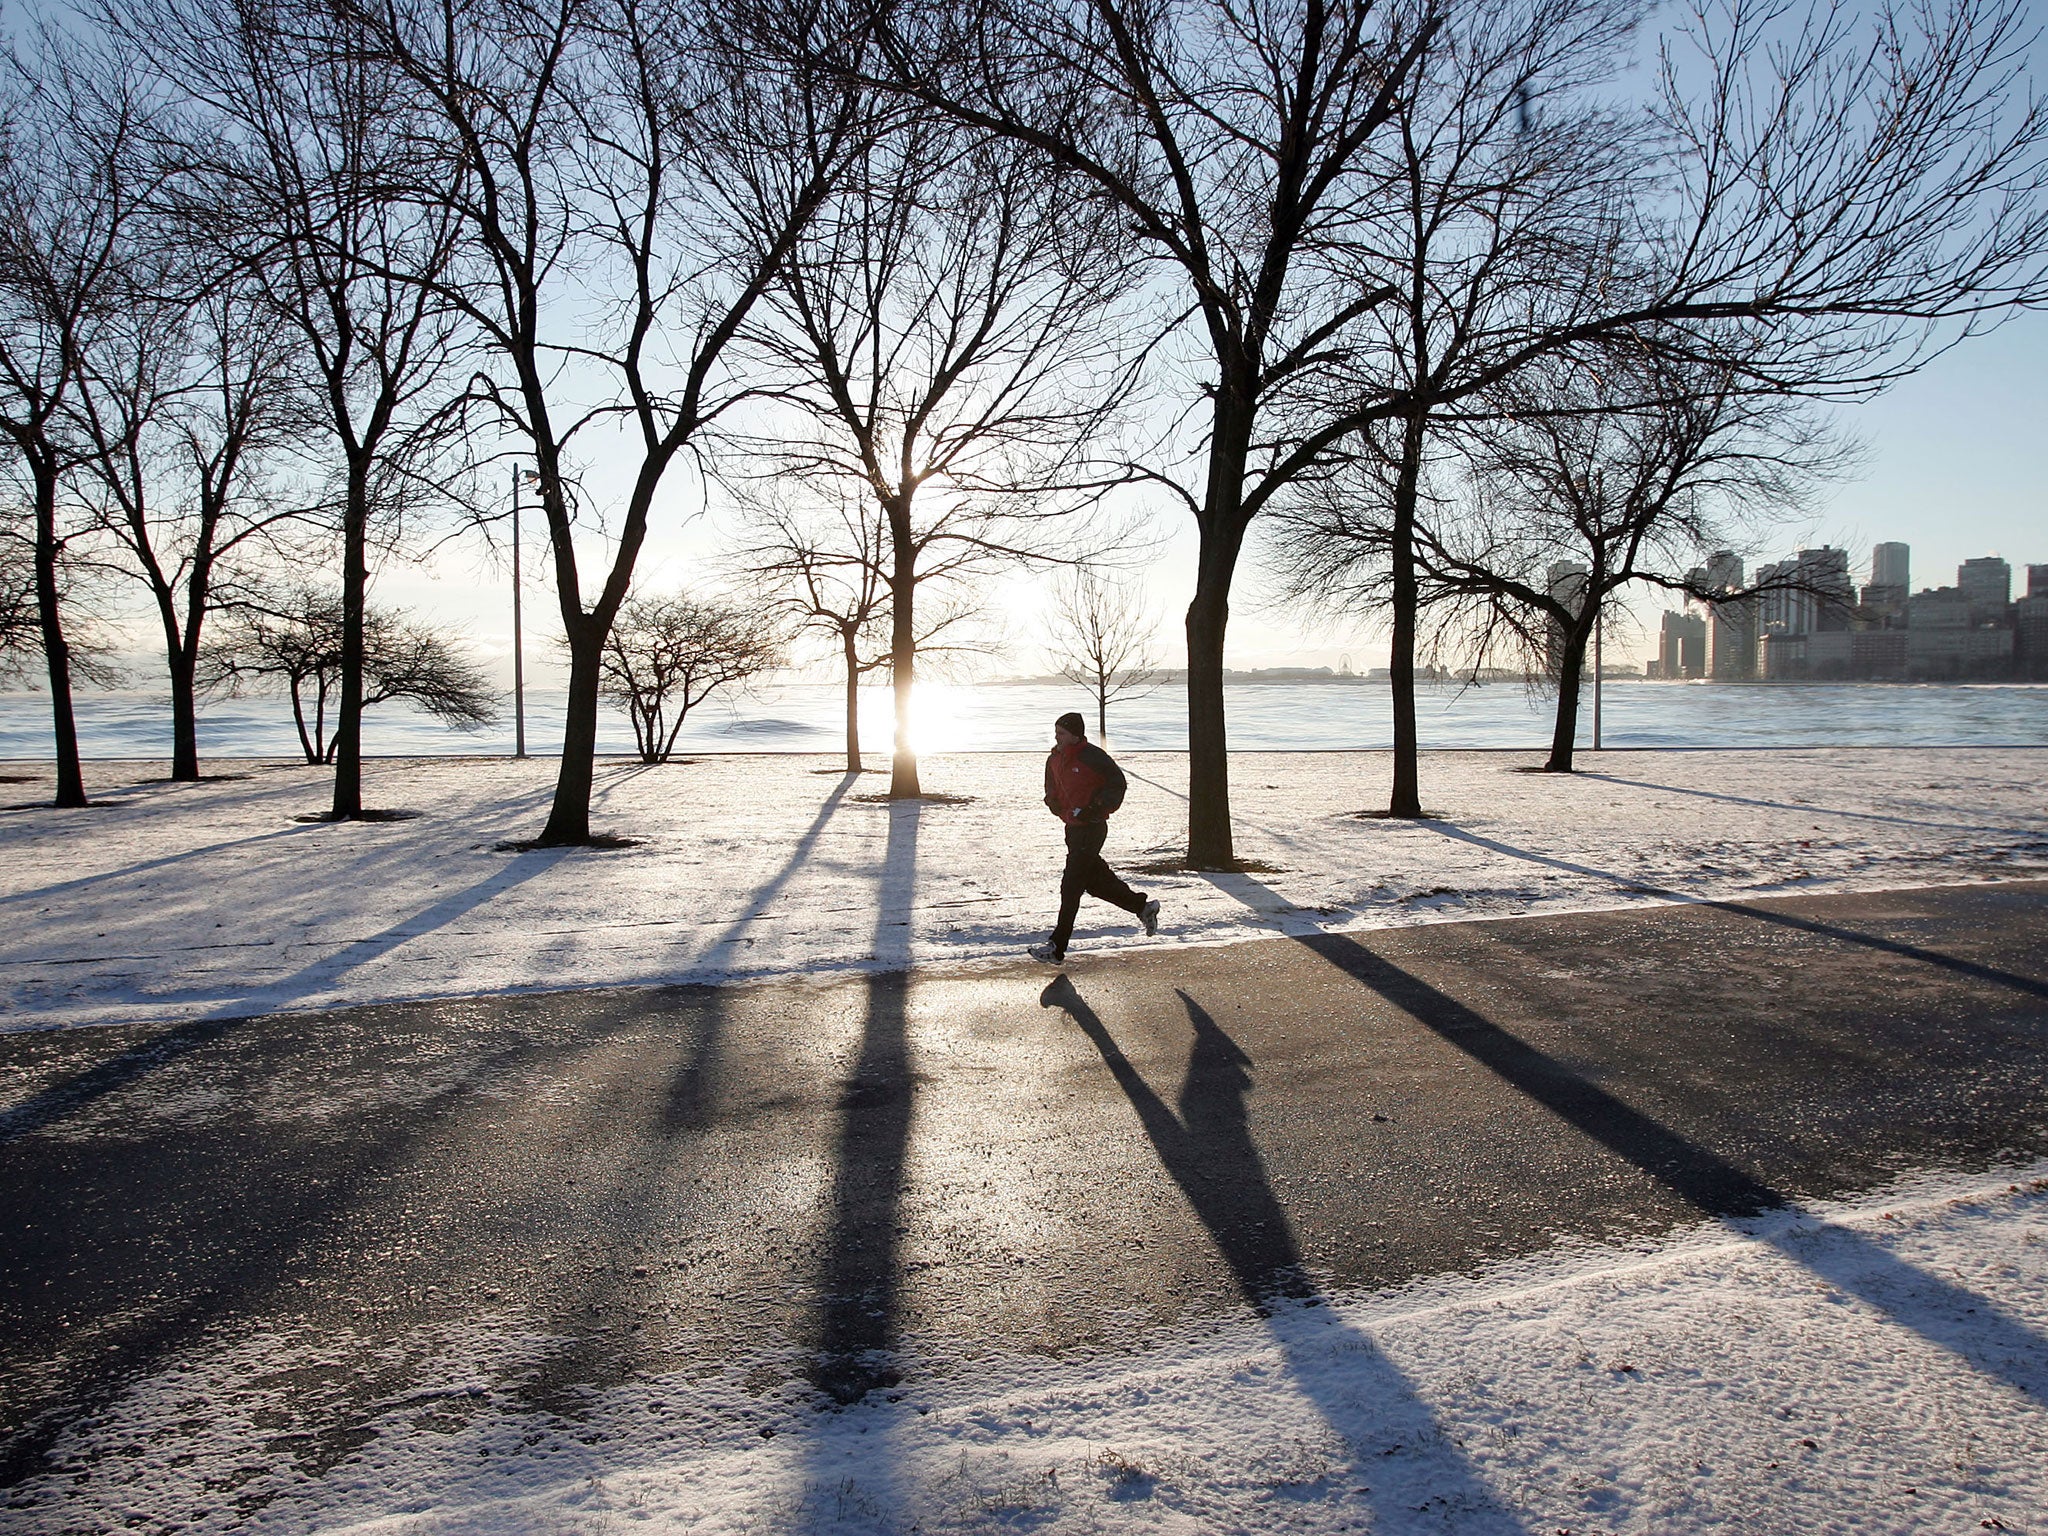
[1040, 974, 1528, 1527]
[1042, 976, 1310, 1307]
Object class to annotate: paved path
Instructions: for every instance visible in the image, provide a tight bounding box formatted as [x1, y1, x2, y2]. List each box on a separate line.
[4, 880, 2047, 1494]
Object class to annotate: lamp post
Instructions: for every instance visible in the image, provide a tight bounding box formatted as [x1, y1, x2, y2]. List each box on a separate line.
[1592, 606, 1603, 751]
[511, 466, 526, 759]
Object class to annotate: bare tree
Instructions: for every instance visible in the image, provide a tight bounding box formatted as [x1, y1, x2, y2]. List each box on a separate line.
[854, 0, 2048, 855]
[733, 119, 1140, 798]
[0, 35, 159, 806]
[1044, 567, 1160, 745]
[116, 0, 477, 818]
[735, 493, 889, 772]
[202, 583, 498, 763]
[0, 528, 33, 679]
[1320, 0, 2048, 813]
[331, 0, 867, 844]
[596, 593, 784, 764]
[1402, 355, 1848, 772]
[68, 276, 309, 781]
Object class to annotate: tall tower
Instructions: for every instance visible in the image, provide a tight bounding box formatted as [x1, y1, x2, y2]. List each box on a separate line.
[1699, 551, 1755, 679]
[1865, 542, 1910, 620]
[1799, 547, 1855, 631]
[1871, 542, 1909, 590]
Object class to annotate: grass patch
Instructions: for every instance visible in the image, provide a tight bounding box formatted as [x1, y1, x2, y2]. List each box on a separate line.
[853, 791, 975, 805]
[1351, 808, 1445, 820]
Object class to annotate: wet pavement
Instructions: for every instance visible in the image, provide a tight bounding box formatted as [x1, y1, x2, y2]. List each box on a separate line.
[3, 879, 2047, 1490]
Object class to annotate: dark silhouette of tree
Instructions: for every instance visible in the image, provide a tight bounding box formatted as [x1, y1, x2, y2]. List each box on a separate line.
[595, 593, 783, 764]
[202, 584, 498, 764]
[334, 0, 867, 843]
[133, 0, 476, 819]
[0, 35, 159, 806]
[68, 276, 310, 781]
[732, 117, 1140, 798]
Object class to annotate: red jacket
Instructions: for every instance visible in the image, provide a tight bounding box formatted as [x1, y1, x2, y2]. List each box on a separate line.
[1044, 740, 1127, 824]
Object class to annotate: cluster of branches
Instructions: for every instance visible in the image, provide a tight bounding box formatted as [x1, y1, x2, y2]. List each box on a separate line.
[595, 595, 783, 765]
[5, 0, 2045, 861]
[202, 586, 498, 765]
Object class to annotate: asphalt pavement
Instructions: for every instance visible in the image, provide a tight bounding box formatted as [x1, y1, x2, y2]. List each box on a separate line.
[4, 879, 2047, 1493]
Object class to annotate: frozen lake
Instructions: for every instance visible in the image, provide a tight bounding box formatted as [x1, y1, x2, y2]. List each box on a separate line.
[2, 677, 2045, 759]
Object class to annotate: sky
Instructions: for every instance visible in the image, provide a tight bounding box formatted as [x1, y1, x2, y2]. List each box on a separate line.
[369, 297, 2048, 690]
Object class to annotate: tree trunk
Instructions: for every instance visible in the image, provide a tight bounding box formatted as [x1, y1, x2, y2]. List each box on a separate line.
[1096, 680, 1108, 746]
[539, 625, 603, 844]
[843, 631, 862, 774]
[31, 466, 86, 809]
[1184, 530, 1239, 867]
[1386, 412, 1427, 817]
[1546, 614, 1595, 772]
[1186, 385, 1254, 869]
[290, 679, 318, 764]
[329, 465, 369, 819]
[167, 645, 200, 782]
[888, 506, 919, 798]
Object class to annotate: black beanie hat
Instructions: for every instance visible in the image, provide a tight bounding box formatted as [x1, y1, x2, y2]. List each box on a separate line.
[1055, 711, 1087, 738]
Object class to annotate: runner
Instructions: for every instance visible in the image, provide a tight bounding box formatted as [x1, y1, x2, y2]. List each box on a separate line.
[1029, 711, 1161, 963]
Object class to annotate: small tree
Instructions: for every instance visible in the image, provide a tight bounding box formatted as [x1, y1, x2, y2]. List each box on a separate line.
[0, 530, 32, 678]
[202, 584, 497, 764]
[596, 595, 783, 765]
[1044, 568, 1160, 746]
[1409, 356, 1848, 771]
[736, 493, 890, 773]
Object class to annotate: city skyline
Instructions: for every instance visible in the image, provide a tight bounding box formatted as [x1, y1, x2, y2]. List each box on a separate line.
[1640, 544, 2048, 682]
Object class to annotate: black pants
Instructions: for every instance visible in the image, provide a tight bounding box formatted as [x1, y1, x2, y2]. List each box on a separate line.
[1051, 820, 1145, 951]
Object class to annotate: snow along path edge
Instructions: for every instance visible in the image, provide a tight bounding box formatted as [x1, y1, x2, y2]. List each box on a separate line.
[3, 748, 2045, 1031]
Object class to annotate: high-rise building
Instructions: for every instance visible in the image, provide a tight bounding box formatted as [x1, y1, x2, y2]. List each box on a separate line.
[1545, 560, 1587, 675]
[1871, 542, 1910, 590]
[1695, 550, 1755, 679]
[1864, 542, 1910, 619]
[1659, 610, 1707, 680]
[1756, 557, 1798, 640]
[1958, 556, 2012, 625]
[1800, 546, 1855, 631]
[2030, 564, 2048, 600]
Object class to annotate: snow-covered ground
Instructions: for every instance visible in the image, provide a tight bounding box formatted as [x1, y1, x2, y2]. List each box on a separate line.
[13, 1162, 2045, 1534]
[3, 748, 2046, 1031]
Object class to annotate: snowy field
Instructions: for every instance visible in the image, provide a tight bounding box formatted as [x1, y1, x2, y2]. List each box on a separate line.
[3, 747, 2046, 1031]
[14, 1162, 2046, 1534]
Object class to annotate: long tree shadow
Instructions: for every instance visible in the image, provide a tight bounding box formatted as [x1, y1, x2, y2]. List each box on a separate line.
[809, 797, 920, 1405]
[662, 771, 861, 1136]
[0, 978, 695, 1493]
[0, 823, 320, 907]
[4, 778, 875, 1493]
[1420, 820, 2048, 1003]
[1041, 976, 1531, 1528]
[1574, 768, 2048, 838]
[1202, 868, 2048, 1402]
[2, 848, 574, 1145]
